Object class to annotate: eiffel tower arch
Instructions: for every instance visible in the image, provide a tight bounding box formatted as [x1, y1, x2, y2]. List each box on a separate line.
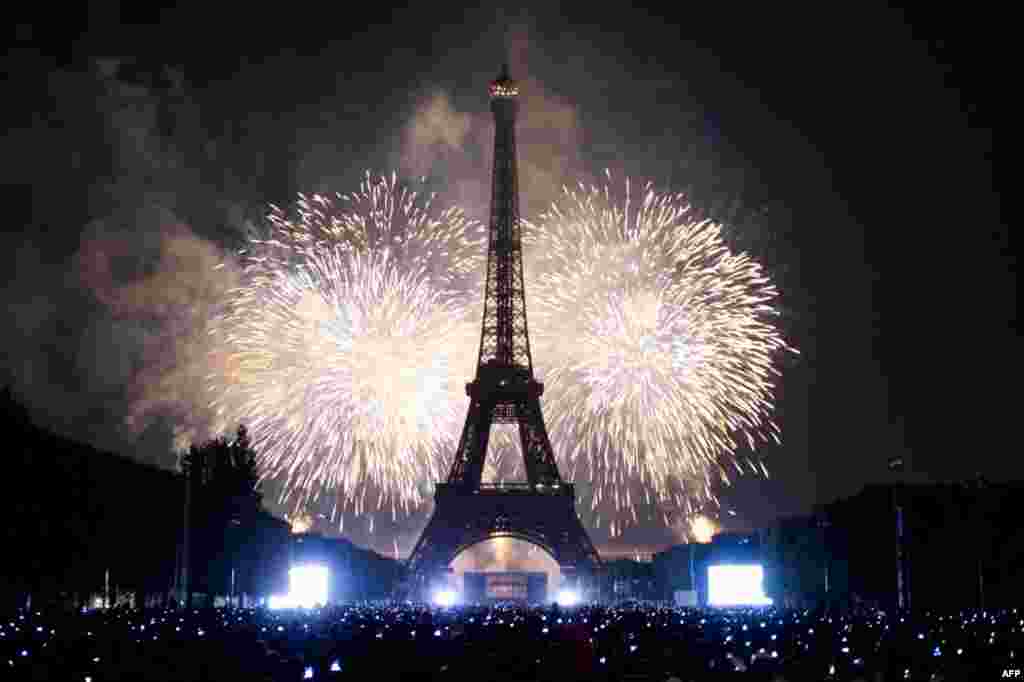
[406, 66, 600, 600]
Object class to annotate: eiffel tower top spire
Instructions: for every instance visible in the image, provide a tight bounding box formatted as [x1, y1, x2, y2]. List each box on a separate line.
[478, 64, 532, 373]
[440, 65, 561, 489]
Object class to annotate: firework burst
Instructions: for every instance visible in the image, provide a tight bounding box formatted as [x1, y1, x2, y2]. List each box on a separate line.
[206, 172, 487, 523]
[521, 171, 796, 536]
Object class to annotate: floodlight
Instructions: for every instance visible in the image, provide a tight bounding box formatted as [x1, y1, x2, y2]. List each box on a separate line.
[556, 589, 580, 607]
[433, 589, 457, 607]
[289, 564, 329, 608]
[268, 563, 329, 610]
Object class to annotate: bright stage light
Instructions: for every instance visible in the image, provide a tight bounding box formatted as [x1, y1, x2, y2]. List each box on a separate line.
[290, 564, 328, 608]
[707, 564, 773, 606]
[556, 589, 580, 607]
[433, 589, 457, 607]
[268, 564, 329, 609]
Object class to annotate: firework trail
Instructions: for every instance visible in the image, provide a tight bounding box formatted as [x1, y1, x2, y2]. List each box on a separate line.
[206, 172, 487, 522]
[519, 170, 796, 537]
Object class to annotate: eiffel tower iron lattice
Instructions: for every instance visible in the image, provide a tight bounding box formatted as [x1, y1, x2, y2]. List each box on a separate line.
[406, 66, 600, 596]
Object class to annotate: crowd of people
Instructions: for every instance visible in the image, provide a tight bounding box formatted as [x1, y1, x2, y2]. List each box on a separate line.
[1, 600, 1020, 681]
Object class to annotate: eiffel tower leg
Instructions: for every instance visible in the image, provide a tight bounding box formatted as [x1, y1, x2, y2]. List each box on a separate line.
[446, 399, 494, 489]
[518, 398, 560, 486]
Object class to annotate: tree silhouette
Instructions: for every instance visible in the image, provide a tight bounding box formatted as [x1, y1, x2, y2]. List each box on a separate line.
[181, 425, 262, 521]
[180, 425, 263, 606]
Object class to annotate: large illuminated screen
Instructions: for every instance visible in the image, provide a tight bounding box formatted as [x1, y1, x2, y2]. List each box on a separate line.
[707, 564, 772, 606]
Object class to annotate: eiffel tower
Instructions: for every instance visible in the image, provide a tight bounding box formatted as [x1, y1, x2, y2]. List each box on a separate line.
[406, 65, 600, 599]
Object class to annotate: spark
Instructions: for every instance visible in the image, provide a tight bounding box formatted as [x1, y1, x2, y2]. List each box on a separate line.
[205, 172, 486, 520]
[289, 513, 313, 535]
[520, 171, 796, 534]
[688, 514, 717, 543]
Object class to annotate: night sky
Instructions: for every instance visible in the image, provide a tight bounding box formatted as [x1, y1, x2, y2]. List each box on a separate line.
[1, 3, 1007, 556]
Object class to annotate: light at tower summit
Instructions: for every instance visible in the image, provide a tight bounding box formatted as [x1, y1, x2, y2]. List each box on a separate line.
[201, 77, 796, 538]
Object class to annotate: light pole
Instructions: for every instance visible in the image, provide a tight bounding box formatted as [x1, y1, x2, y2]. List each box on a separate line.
[888, 456, 908, 611]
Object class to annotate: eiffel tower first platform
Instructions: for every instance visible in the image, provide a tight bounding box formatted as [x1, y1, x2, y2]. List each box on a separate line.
[405, 65, 600, 600]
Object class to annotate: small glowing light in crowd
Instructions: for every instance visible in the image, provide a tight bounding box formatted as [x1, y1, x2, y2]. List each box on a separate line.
[330, 661, 341, 672]
[303, 666, 314, 679]
[434, 629, 441, 637]
[21, 651, 28, 657]
[197, 630, 205, 637]
[93, 657, 100, 663]
[433, 590, 457, 608]
[599, 657, 607, 664]
[630, 645, 638, 653]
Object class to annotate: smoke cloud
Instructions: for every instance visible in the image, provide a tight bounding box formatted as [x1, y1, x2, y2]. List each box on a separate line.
[1, 57, 249, 468]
